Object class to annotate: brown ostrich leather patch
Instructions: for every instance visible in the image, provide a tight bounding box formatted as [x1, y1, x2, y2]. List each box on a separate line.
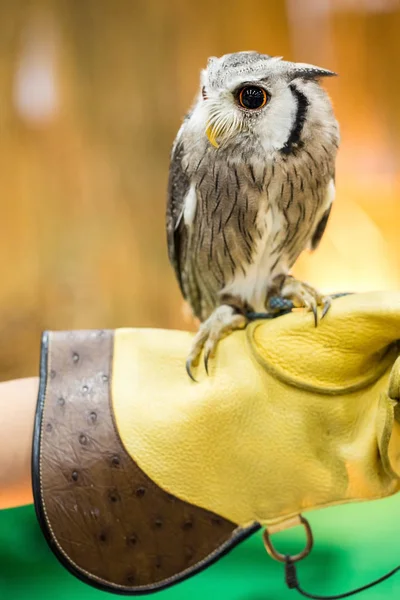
[33, 330, 257, 594]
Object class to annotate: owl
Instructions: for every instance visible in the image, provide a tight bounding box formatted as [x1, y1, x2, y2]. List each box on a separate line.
[166, 51, 339, 379]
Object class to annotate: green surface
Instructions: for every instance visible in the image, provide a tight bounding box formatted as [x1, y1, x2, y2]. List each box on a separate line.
[1, 497, 400, 600]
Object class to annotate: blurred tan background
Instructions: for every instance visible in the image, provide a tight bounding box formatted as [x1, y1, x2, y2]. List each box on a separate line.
[1, 0, 400, 380]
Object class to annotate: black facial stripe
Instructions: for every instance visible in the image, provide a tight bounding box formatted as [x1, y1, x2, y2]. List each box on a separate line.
[280, 84, 309, 155]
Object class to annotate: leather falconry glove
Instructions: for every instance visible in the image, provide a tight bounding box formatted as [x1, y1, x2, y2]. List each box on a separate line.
[32, 291, 400, 596]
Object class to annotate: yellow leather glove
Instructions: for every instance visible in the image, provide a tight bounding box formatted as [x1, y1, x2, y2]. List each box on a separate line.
[33, 290, 400, 594]
[113, 290, 400, 527]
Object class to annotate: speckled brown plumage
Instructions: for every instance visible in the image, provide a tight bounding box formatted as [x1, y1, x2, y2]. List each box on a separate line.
[166, 52, 339, 323]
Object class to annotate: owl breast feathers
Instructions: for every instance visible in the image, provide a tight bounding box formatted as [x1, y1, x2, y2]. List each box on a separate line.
[166, 51, 339, 322]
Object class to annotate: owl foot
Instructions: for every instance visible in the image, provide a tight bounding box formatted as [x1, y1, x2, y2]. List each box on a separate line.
[268, 276, 331, 326]
[186, 305, 248, 381]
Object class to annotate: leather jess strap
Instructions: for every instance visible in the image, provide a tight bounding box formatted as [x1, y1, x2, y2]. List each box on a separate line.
[285, 560, 400, 599]
[263, 515, 400, 599]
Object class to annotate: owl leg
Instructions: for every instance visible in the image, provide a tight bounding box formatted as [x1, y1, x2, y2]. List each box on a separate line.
[267, 275, 331, 326]
[186, 305, 247, 381]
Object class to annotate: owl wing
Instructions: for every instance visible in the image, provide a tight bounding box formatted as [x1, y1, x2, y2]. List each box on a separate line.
[310, 204, 331, 250]
[166, 140, 190, 299]
[310, 176, 335, 251]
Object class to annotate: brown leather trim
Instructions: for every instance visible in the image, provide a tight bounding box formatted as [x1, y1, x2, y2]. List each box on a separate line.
[34, 330, 257, 594]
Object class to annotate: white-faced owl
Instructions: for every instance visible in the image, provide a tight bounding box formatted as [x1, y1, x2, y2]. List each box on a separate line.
[166, 51, 339, 379]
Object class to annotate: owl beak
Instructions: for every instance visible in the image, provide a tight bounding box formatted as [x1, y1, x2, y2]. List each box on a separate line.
[206, 124, 220, 148]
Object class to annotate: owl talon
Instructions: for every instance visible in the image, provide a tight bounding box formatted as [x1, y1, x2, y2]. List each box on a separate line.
[185, 304, 248, 380]
[310, 303, 318, 327]
[321, 297, 332, 319]
[277, 276, 329, 326]
[204, 351, 211, 375]
[186, 359, 198, 383]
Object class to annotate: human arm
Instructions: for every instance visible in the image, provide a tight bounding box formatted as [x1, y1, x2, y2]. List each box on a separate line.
[0, 377, 38, 510]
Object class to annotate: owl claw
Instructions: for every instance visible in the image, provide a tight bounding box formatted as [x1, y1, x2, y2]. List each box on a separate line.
[185, 305, 248, 381]
[311, 303, 318, 327]
[204, 351, 211, 375]
[186, 359, 198, 383]
[321, 297, 332, 319]
[277, 276, 329, 326]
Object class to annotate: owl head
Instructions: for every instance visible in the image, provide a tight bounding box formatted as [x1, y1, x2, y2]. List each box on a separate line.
[192, 51, 337, 152]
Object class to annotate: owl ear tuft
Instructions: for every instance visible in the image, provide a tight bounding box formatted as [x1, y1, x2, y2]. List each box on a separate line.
[289, 63, 337, 81]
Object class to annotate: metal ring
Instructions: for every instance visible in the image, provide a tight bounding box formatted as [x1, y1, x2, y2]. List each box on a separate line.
[263, 515, 314, 563]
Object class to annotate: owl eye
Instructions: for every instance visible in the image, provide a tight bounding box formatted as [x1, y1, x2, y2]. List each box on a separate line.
[238, 86, 268, 110]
